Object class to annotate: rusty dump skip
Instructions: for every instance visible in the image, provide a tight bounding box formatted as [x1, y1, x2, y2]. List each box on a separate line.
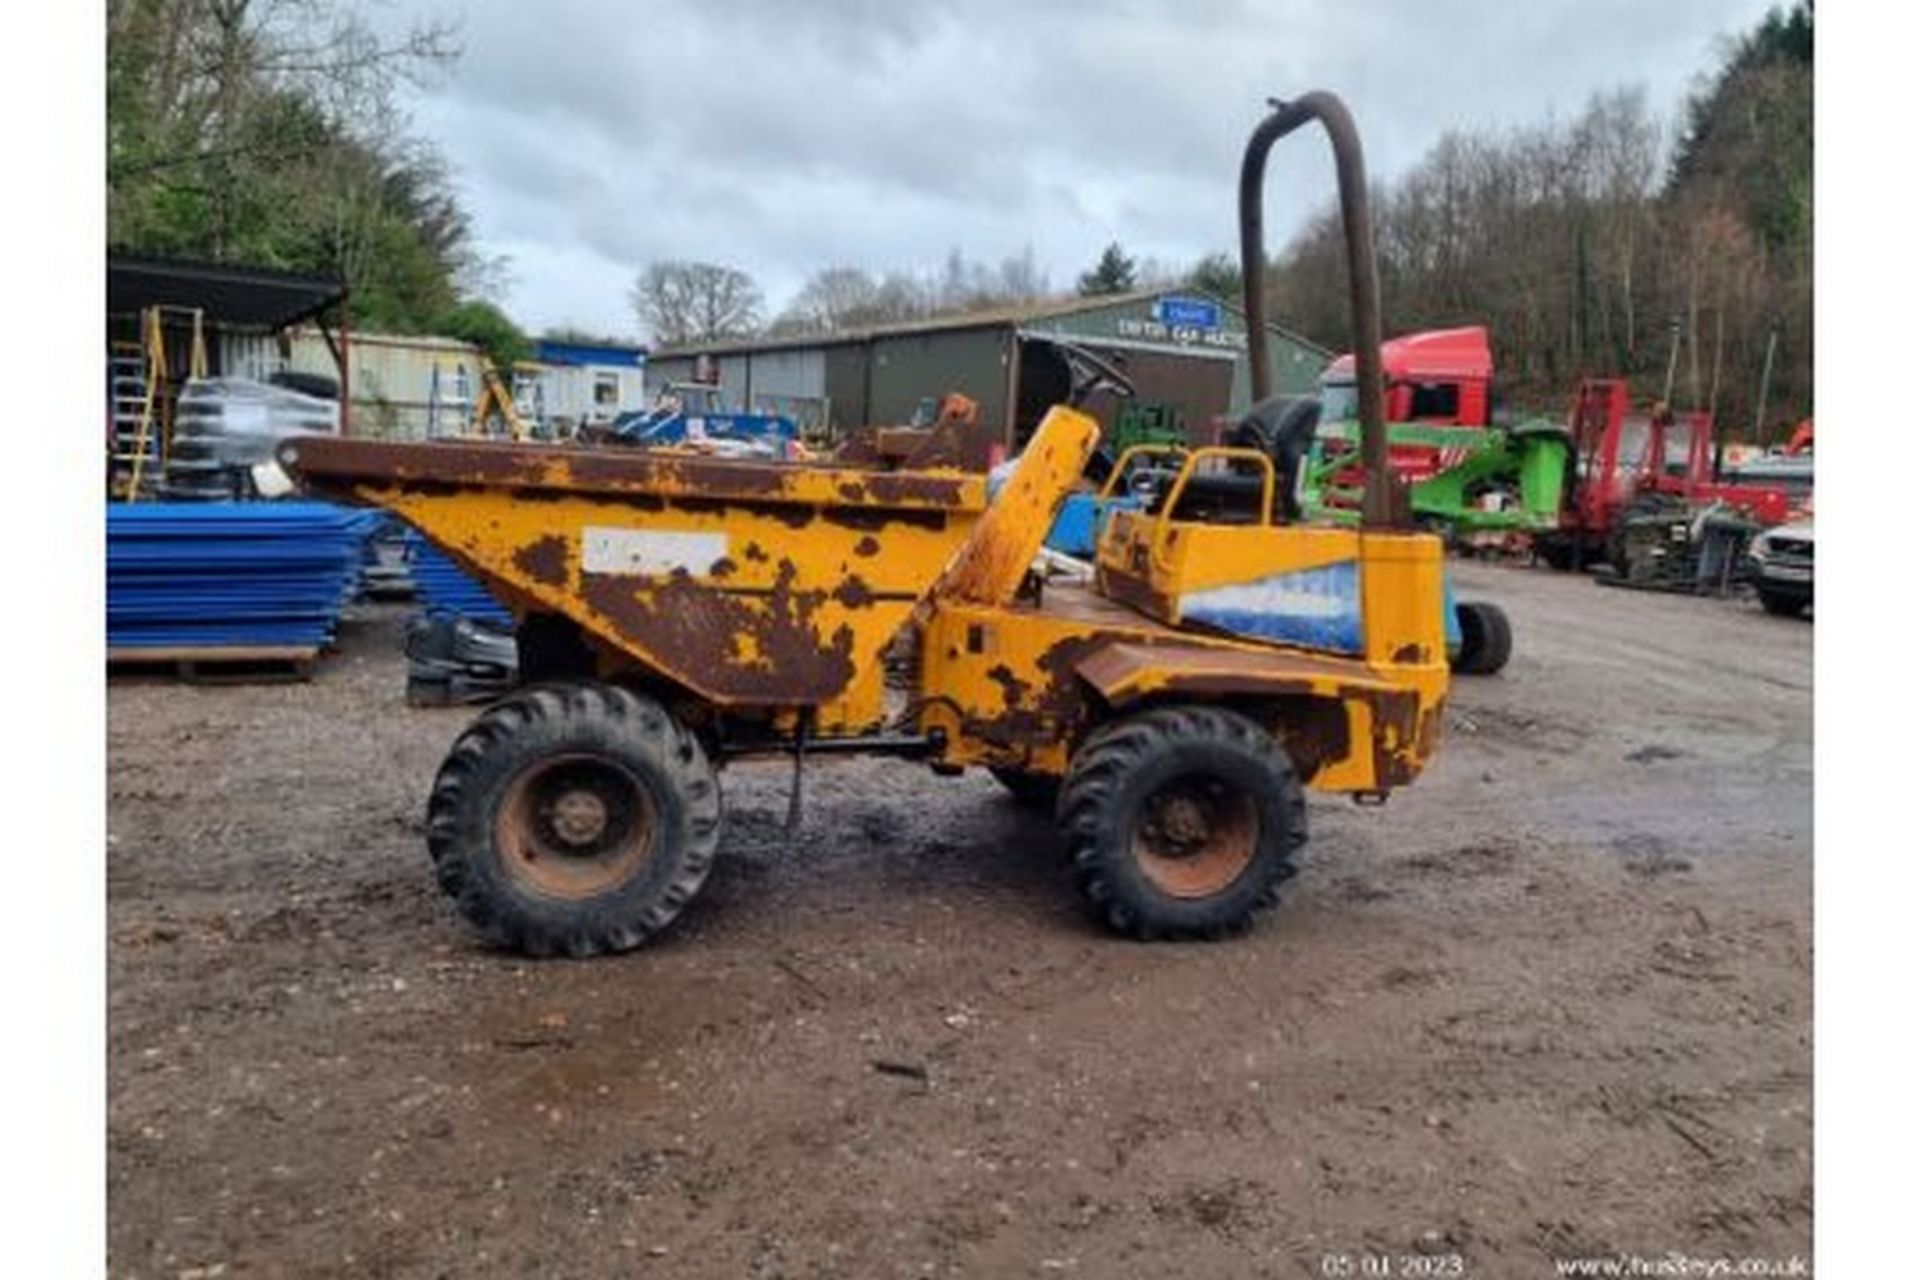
[282, 436, 992, 718]
[283, 437, 984, 511]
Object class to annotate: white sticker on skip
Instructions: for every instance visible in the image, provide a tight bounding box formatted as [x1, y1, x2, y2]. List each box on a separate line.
[581, 527, 729, 576]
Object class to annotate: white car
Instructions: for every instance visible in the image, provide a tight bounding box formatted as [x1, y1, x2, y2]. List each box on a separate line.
[1748, 519, 1813, 616]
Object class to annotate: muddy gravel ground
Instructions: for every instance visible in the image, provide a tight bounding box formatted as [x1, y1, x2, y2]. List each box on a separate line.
[107, 561, 1812, 1279]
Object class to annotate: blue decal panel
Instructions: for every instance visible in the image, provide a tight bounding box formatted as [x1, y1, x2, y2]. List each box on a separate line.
[1180, 561, 1363, 654]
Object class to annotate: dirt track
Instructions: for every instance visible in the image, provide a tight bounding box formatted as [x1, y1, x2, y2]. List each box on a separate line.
[107, 561, 1812, 1278]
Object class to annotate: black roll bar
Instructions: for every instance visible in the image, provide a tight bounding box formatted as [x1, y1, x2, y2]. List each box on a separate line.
[1238, 91, 1400, 529]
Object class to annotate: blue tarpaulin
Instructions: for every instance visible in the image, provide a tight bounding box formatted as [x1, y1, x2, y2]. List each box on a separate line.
[107, 501, 380, 651]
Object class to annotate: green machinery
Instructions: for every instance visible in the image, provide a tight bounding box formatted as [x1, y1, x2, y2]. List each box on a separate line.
[1110, 400, 1186, 454]
[1298, 417, 1571, 535]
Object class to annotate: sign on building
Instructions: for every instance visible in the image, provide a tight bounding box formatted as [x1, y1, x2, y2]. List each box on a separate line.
[1153, 296, 1223, 332]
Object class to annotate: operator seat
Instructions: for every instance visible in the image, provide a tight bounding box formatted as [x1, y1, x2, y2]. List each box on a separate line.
[1230, 394, 1322, 521]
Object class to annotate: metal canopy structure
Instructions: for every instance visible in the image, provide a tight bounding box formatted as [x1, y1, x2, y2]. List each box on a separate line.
[107, 254, 356, 436]
[107, 255, 348, 331]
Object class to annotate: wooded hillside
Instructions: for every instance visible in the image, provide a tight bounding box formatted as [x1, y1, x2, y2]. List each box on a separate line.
[1270, 2, 1812, 439]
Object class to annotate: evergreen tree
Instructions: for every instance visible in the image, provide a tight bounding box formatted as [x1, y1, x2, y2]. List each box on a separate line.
[1077, 243, 1138, 296]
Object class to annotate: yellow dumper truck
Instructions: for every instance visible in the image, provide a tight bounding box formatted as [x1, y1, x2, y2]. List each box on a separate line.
[287, 91, 1450, 955]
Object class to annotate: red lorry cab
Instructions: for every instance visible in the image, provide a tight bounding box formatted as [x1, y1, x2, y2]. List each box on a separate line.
[1322, 325, 1492, 427]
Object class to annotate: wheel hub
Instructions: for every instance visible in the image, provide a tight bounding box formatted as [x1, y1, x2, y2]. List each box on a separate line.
[1132, 777, 1258, 900]
[1152, 794, 1211, 848]
[494, 754, 657, 900]
[548, 788, 609, 846]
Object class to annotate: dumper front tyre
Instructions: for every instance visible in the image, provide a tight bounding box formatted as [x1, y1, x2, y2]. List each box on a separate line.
[1059, 707, 1305, 940]
[426, 683, 722, 957]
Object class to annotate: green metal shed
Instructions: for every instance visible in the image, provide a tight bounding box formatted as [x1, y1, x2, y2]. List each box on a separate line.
[647, 288, 1331, 460]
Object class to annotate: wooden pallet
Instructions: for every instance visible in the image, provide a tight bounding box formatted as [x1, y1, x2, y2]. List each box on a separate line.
[107, 645, 320, 684]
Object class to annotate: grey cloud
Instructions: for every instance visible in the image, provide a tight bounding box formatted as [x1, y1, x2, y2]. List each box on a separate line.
[395, 0, 1775, 336]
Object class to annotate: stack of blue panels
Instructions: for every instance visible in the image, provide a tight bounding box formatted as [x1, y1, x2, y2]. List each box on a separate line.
[107, 501, 381, 650]
[403, 530, 514, 627]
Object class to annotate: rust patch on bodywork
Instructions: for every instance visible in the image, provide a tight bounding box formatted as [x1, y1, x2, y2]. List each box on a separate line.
[1270, 697, 1352, 782]
[1367, 690, 1428, 790]
[832, 575, 877, 609]
[827, 418, 995, 473]
[1094, 564, 1176, 624]
[955, 635, 1106, 765]
[861, 470, 968, 508]
[1075, 640, 1371, 700]
[821, 506, 951, 533]
[577, 559, 858, 705]
[1363, 690, 1440, 788]
[1033, 635, 1106, 720]
[898, 418, 991, 471]
[512, 534, 569, 587]
[985, 663, 1032, 709]
[830, 429, 885, 467]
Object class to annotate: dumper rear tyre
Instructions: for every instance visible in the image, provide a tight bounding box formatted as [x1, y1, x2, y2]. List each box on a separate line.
[1059, 706, 1305, 940]
[1449, 601, 1513, 676]
[426, 683, 723, 957]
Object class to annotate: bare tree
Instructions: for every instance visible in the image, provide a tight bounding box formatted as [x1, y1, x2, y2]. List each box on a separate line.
[1674, 207, 1762, 418]
[994, 246, 1049, 303]
[874, 270, 937, 322]
[631, 261, 765, 346]
[775, 266, 884, 334]
[1274, 97, 1670, 401]
[1583, 89, 1660, 364]
[770, 265, 941, 335]
[1267, 14, 1807, 435]
[770, 247, 1059, 336]
[935, 248, 972, 311]
[1131, 255, 1181, 291]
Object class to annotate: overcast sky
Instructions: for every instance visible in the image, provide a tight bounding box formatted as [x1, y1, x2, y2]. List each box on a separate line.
[393, 0, 1777, 341]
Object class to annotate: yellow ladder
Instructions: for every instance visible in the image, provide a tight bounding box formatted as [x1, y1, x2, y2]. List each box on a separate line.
[118, 307, 208, 501]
